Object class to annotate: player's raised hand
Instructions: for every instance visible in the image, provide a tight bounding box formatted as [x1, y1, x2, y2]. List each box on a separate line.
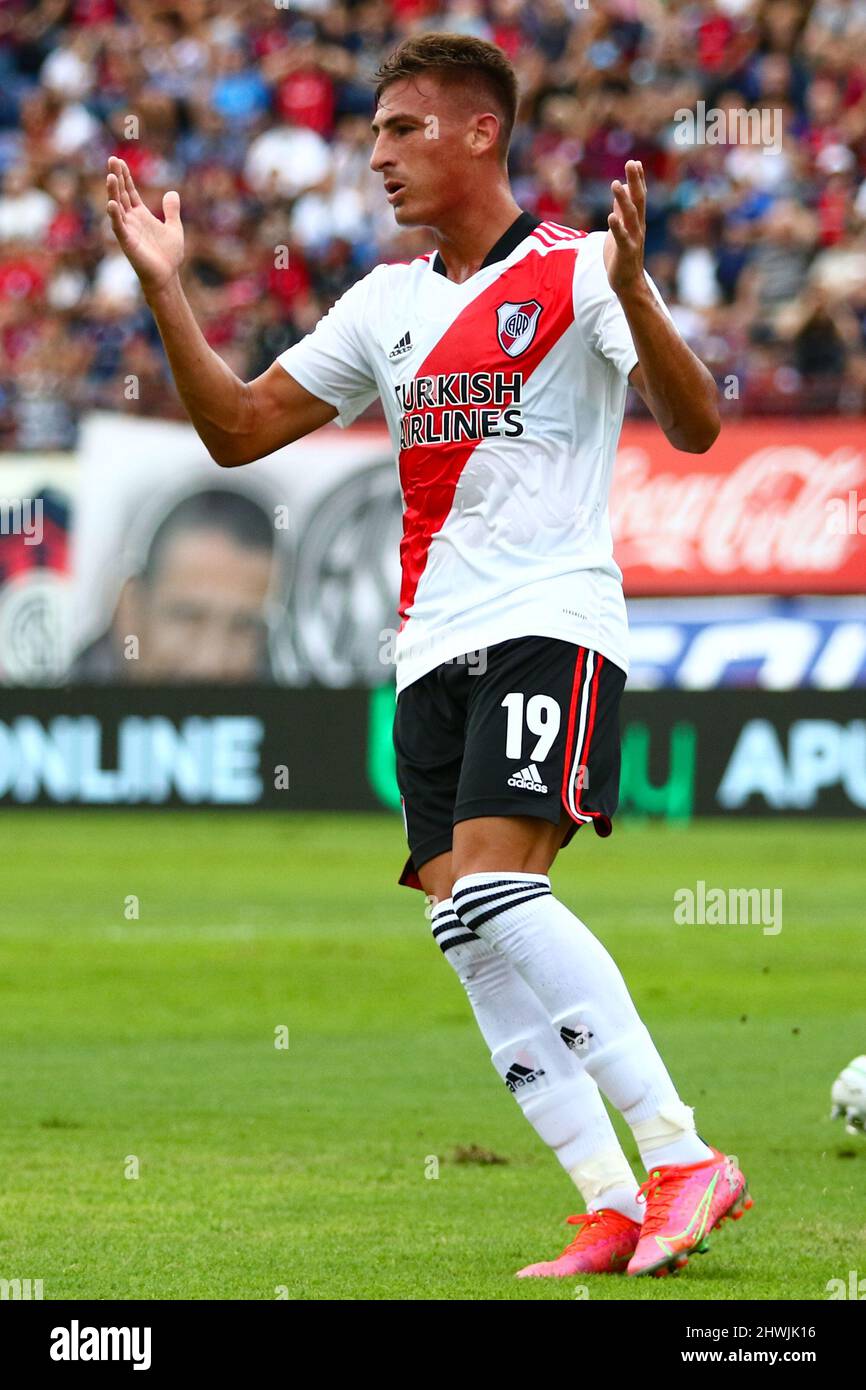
[605, 159, 646, 299]
[106, 156, 184, 296]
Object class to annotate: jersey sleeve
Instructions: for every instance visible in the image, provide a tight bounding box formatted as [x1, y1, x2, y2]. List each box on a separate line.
[573, 232, 674, 382]
[275, 271, 380, 428]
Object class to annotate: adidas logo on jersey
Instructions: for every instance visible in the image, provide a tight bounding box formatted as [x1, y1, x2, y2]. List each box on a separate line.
[508, 763, 547, 793]
[388, 331, 413, 359]
[504, 1061, 546, 1092]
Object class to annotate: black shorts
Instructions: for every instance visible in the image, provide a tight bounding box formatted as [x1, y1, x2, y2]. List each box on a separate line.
[393, 635, 626, 890]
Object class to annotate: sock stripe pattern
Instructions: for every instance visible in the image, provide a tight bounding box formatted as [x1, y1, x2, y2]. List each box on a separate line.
[452, 877, 551, 933]
[430, 900, 478, 954]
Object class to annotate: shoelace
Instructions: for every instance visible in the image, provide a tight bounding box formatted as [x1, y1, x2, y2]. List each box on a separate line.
[561, 1209, 629, 1255]
[636, 1163, 703, 1237]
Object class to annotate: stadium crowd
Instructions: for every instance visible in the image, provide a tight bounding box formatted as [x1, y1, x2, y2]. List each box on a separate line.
[1, 0, 866, 448]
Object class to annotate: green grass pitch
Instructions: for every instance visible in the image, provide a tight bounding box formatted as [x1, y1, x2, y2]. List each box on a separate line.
[0, 810, 863, 1301]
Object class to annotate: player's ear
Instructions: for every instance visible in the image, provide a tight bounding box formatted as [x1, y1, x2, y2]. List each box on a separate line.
[471, 111, 500, 158]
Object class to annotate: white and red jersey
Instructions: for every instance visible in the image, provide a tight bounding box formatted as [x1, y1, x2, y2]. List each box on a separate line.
[277, 214, 672, 693]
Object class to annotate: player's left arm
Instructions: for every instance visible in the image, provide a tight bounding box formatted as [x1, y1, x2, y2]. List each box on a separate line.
[606, 160, 720, 454]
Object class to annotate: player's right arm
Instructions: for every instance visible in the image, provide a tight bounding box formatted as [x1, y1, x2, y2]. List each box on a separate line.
[106, 156, 337, 467]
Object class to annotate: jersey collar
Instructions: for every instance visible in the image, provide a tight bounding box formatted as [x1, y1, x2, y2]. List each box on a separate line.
[431, 210, 541, 279]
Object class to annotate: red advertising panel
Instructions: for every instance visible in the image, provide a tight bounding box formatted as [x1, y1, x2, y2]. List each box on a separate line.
[612, 419, 866, 595]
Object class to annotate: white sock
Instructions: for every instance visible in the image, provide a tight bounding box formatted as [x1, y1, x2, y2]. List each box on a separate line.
[451, 873, 714, 1172]
[431, 898, 642, 1218]
[631, 1103, 718, 1170]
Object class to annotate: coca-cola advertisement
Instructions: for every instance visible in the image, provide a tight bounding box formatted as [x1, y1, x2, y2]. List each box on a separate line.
[613, 420, 866, 596]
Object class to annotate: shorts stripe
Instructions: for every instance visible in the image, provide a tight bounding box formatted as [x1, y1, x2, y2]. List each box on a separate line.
[563, 649, 603, 823]
[575, 653, 603, 816]
[562, 649, 589, 821]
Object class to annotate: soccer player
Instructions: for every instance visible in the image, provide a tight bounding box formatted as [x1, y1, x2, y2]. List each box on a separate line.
[107, 32, 751, 1279]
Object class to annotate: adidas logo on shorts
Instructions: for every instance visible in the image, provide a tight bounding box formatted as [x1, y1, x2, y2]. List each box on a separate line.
[507, 763, 547, 793]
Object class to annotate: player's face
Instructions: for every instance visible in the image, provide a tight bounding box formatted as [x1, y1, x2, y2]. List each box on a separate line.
[122, 529, 272, 682]
[370, 77, 487, 228]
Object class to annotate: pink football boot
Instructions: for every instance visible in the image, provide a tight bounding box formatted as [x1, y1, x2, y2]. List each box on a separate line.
[516, 1208, 641, 1278]
[627, 1147, 752, 1277]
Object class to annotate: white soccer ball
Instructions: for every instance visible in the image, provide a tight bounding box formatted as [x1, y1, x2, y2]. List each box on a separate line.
[831, 1056, 866, 1135]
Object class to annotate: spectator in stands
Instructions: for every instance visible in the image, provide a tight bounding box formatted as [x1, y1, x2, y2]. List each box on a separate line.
[2, 0, 866, 446]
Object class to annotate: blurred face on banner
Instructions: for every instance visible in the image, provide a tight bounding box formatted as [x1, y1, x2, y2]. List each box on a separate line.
[114, 493, 275, 683]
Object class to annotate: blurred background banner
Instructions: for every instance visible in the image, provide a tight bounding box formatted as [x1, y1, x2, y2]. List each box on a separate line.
[0, 414, 863, 691]
[67, 412, 399, 687]
[0, 684, 863, 816]
[0, 452, 75, 684]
